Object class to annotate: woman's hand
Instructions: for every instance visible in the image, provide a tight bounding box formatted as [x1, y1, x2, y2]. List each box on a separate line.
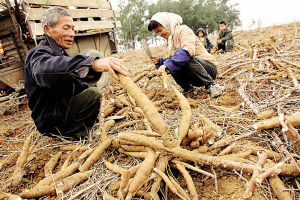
[157, 65, 169, 75]
[151, 57, 159, 65]
[91, 57, 129, 80]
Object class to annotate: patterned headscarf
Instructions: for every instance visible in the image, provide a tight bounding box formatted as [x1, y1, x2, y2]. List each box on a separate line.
[150, 12, 183, 55]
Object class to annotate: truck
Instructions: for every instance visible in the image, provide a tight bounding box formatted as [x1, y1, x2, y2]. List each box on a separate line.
[0, 0, 121, 96]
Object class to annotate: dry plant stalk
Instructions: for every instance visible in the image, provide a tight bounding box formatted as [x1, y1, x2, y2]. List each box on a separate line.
[210, 103, 243, 112]
[279, 114, 300, 151]
[44, 151, 62, 177]
[243, 151, 267, 200]
[269, 176, 292, 200]
[286, 67, 299, 88]
[171, 85, 191, 146]
[60, 144, 88, 151]
[255, 161, 283, 184]
[79, 138, 112, 172]
[118, 74, 168, 136]
[271, 131, 300, 172]
[253, 112, 300, 130]
[238, 81, 259, 114]
[268, 57, 282, 70]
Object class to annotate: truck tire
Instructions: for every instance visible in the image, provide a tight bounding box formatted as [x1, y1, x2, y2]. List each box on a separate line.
[81, 49, 111, 91]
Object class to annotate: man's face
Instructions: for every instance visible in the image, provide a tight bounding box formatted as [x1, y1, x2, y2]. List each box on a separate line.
[153, 25, 171, 39]
[219, 24, 227, 32]
[44, 16, 75, 49]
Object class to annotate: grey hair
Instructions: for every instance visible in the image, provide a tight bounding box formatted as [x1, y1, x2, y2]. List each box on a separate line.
[42, 6, 72, 27]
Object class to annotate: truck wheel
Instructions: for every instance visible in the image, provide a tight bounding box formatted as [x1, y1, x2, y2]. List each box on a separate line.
[81, 49, 111, 91]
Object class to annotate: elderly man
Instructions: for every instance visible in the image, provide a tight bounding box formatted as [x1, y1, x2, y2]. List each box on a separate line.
[25, 7, 128, 140]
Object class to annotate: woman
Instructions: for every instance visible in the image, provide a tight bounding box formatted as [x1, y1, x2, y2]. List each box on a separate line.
[148, 12, 224, 97]
[196, 28, 214, 52]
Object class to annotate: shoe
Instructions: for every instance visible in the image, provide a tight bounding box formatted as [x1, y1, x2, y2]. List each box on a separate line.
[182, 87, 194, 94]
[209, 84, 224, 98]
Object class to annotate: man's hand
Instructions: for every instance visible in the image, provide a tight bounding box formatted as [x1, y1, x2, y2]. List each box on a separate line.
[151, 57, 159, 65]
[217, 39, 223, 44]
[91, 57, 129, 80]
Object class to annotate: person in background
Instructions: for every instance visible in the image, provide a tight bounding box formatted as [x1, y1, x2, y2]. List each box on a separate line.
[217, 21, 234, 52]
[25, 7, 128, 140]
[148, 12, 224, 97]
[196, 28, 214, 52]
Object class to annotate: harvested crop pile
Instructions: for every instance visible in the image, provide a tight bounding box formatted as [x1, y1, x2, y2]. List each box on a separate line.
[0, 22, 299, 200]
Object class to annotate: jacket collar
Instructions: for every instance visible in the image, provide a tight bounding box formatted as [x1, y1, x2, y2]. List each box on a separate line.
[43, 34, 69, 56]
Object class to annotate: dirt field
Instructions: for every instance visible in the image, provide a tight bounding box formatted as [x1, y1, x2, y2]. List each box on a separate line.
[0, 22, 299, 200]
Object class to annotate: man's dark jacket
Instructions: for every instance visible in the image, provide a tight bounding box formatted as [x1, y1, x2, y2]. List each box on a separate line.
[218, 28, 234, 43]
[218, 28, 234, 51]
[25, 34, 97, 134]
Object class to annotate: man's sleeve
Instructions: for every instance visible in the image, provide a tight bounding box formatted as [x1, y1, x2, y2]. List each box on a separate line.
[155, 57, 168, 69]
[30, 49, 97, 88]
[163, 48, 190, 73]
[220, 30, 233, 42]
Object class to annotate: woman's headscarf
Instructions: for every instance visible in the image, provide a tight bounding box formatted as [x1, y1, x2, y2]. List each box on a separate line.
[150, 12, 183, 54]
